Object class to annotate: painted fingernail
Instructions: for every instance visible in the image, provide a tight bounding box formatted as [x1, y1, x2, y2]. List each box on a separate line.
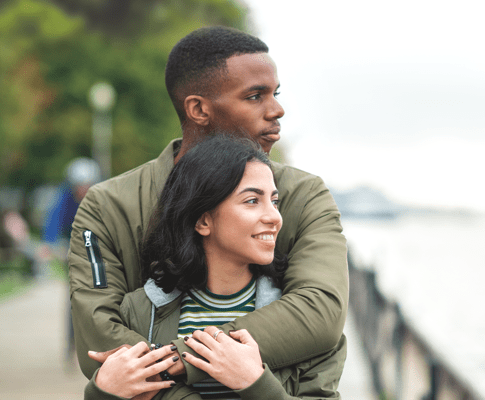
[172, 356, 179, 362]
[170, 345, 177, 351]
[181, 353, 186, 358]
[184, 336, 189, 342]
[170, 382, 176, 387]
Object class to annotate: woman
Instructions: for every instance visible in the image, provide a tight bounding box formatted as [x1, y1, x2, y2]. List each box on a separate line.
[85, 135, 343, 400]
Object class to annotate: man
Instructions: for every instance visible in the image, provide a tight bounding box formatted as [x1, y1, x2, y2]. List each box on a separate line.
[70, 26, 348, 398]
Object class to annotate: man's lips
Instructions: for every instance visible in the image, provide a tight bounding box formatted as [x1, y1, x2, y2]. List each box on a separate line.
[261, 126, 281, 142]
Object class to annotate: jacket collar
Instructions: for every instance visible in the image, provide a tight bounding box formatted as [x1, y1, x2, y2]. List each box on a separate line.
[144, 276, 282, 309]
[152, 138, 182, 199]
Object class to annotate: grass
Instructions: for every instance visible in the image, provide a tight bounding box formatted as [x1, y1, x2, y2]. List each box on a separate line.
[0, 271, 32, 301]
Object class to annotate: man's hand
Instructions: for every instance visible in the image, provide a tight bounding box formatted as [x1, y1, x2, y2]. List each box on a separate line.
[88, 341, 180, 399]
[88, 344, 133, 364]
[182, 327, 264, 390]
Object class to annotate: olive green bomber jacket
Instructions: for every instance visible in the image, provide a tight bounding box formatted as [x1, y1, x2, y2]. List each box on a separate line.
[84, 277, 347, 400]
[69, 139, 349, 382]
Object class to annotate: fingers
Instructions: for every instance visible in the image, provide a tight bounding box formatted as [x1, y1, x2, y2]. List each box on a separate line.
[203, 326, 221, 337]
[193, 328, 227, 347]
[129, 341, 152, 357]
[137, 344, 177, 367]
[229, 329, 258, 347]
[184, 334, 214, 359]
[145, 354, 180, 378]
[181, 350, 212, 374]
[166, 354, 186, 376]
[88, 344, 133, 361]
[88, 344, 131, 362]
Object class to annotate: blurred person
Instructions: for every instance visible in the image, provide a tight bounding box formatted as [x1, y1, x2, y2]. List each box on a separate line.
[42, 157, 101, 364]
[85, 136, 346, 399]
[43, 157, 101, 253]
[69, 26, 348, 396]
[1, 209, 31, 269]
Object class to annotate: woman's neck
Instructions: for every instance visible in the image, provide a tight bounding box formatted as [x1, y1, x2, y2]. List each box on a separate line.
[205, 259, 253, 295]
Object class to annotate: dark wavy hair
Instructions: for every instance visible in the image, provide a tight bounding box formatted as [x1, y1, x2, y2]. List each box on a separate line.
[140, 135, 287, 293]
[165, 26, 269, 122]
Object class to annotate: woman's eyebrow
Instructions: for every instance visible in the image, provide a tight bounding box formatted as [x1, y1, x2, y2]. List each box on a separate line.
[238, 188, 279, 196]
[238, 187, 264, 196]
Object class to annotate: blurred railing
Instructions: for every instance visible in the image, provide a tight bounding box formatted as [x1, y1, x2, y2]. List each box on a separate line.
[348, 250, 482, 400]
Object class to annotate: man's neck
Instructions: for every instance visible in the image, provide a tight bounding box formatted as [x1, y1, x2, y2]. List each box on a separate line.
[174, 124, 208, 164]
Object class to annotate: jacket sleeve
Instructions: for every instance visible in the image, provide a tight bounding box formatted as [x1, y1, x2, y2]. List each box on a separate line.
[235, 334, 347, 400]
[173, 173, 349, 385]
[69, 186, 148, 379]
[84, 369, 129, 400]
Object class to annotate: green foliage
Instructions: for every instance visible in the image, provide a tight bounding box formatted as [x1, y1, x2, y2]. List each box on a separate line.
[0, 271, 32, 301]
[0, 0, 247, 188]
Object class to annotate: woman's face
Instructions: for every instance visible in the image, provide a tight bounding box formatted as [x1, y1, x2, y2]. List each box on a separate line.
[197, 161, 283, 269]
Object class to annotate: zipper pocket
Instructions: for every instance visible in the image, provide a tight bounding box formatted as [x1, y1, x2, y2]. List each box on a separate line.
[83, 230, 108, 288]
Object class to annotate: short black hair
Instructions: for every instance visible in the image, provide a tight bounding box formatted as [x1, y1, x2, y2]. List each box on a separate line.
[141, 134, 286, 293]
[165, 26, 269, 122]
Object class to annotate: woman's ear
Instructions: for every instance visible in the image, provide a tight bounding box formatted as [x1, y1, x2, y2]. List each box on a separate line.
[184, 95, 211, 126]
[195, 212, 211, 236]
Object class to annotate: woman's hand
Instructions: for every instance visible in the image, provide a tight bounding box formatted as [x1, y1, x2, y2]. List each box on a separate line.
[182, 327, 264, 390]
[88, 341, 179, 399]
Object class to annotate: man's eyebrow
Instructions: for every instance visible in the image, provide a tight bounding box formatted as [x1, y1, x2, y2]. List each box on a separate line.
[245, 83, 280, 93]
[238, 188, 279, 196]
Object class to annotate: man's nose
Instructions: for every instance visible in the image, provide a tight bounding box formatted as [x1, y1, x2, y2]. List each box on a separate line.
[266, 98, 285, 120]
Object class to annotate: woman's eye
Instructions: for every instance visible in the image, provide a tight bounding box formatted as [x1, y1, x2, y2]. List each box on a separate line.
[246, 198, 258, 204]
[272, 199, 280, 207]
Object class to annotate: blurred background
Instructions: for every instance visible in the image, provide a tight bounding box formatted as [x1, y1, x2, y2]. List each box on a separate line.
[1, 0, 484, 399]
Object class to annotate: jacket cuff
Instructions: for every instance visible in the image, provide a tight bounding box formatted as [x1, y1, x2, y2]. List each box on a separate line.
[171, 337, 210, 385]
[235, 364, 288, 400]
[84, 368, 130, 400]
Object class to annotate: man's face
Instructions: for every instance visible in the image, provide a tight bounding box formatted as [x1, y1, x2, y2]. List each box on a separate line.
[209, 53, 285, 153]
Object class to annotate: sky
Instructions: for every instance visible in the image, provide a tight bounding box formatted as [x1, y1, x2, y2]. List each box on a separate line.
[244, 0, 485, 212]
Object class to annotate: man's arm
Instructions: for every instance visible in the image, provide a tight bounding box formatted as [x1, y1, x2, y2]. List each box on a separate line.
[173, 170, 349, 384]
[70, 165, 348, 385]
[69, 186, 148, 378]
[236, 334, 347, 400]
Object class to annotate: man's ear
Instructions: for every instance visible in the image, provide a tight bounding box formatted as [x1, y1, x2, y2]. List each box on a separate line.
[184, 95, 211, 126]
[195, 212, 211, 236]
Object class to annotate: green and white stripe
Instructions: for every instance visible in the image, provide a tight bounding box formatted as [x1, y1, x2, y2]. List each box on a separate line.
[178, 279, 256, 338]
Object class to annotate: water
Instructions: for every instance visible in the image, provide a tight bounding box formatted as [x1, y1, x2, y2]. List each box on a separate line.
[342, 212, 485, 395]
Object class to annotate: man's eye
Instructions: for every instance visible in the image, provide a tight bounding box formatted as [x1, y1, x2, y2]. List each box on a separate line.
[247, 93, 261, 100]
[274, 91, 280, 98]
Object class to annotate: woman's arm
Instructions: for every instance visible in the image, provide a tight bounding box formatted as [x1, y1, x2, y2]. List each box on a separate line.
[182, 327, 346, 399]
[84, 342, 179, 400]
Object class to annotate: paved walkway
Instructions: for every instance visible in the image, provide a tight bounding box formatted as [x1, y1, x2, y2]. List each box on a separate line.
[0, 278, 86, 399]
[0, 278, 376, 399]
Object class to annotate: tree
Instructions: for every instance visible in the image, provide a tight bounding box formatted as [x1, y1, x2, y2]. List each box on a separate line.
[0, 0, 248, 189]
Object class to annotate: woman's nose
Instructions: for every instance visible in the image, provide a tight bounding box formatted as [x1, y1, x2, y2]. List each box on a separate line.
[262, 203, 282, 227]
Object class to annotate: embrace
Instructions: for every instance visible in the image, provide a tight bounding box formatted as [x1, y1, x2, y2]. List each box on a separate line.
[69, 26, 349, 400]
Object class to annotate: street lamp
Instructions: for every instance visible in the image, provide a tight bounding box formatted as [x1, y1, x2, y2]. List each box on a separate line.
[89, 82, 116, 181]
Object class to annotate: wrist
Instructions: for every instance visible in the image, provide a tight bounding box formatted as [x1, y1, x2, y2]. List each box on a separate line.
[93, 369, 130, 399]
[237, 365, 264, 390]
